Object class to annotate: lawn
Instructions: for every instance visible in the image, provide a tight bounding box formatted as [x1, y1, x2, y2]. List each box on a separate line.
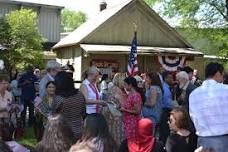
[17, 127, 37, 150]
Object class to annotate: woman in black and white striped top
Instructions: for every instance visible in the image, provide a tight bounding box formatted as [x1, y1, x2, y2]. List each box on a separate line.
[52, 71, 86, 142]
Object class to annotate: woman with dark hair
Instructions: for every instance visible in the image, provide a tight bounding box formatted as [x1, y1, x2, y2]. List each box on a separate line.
[52, 71, 86, 141]
[34, 81, 56, 141]
[43, 81, 56, 111]
[166, 107, 195, 152]
[142, 72, 163, 132]
[120, 77, 142, 149]
[34, 114, 73, 152]
[71, 113, 117, 152]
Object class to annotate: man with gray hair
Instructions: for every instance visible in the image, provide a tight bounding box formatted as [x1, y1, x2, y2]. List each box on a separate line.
[39, 60, 61, 98]
[176, 71, 197, 149]
[176, 71, 197, 110]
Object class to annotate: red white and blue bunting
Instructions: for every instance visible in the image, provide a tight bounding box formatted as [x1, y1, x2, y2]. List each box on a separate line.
[158, 56, 186, 71]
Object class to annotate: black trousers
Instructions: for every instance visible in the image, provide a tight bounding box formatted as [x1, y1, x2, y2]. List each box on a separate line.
[33, 112, 45, 141]
[159, 108, 172, 145]
[119, 139, 128, 152]
[21, 99, 35, 126]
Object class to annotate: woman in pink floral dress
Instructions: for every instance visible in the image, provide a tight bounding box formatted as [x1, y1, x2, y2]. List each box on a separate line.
[120, 77, 142, 142]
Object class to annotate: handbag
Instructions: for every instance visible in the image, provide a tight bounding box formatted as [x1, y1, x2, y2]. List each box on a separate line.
[0, 117, 15, 141]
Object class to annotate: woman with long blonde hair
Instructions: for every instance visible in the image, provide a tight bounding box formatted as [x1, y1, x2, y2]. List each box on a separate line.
[102, 73, 127, 147]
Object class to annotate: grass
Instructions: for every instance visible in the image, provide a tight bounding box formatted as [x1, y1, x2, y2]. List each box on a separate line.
[17, 127, 37, 150]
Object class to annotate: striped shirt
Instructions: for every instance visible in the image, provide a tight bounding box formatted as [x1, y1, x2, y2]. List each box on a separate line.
[189, 79, 228, 137]
[53, 91, 86, 139]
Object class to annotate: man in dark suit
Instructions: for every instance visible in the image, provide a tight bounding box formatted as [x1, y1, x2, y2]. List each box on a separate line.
[18, 65, 38, 126]
[176, 71, 197, 112]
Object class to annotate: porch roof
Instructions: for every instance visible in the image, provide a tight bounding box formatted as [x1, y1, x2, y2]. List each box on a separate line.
[80, 44, 203, 56]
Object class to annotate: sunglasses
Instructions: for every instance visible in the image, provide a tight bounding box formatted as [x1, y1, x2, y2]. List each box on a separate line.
[168, 117, 174, 124]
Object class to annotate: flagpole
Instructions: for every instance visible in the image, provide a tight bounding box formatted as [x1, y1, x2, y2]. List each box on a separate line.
[127, 22, 138, 76]
[133, 23, 138, 76]
[133, 22, 137, 37]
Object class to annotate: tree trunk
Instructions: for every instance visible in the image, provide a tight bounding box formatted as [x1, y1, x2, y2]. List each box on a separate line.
[226, 0, 228, 20]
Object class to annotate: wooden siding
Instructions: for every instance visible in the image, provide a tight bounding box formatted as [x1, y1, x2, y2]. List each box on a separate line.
[73, 47, 82, 81]
[83, 4, 188, 48]
[0, 2, 61, 43]
[38, 7, 61, 42]
[187, 57, 204, 79]
[56, 46, 82, 80]
[56, 47, 205, 81]
[0, 3, 17, 17]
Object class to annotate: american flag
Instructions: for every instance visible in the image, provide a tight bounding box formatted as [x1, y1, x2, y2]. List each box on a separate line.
[127, 32, 138, 76]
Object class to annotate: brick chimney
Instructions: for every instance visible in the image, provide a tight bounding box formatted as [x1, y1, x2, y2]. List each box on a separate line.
[100, 1, 107, 11]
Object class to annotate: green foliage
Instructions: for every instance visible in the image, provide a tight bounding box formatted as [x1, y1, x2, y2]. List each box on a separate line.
[17, 127, 37, 150]
[161, 0, 227, 28]
[144, 0, 156, 7]
[154, 0, 228, 57]
[0, 9, 44, 78]
[61, 9, 87, 32]
[144, 0, 228, 63]
[177, 28, 228, 55]
[6, 9, 43, 49]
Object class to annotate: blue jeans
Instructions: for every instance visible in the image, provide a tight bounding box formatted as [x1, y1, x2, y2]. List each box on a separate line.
[198, 135, 228, 152]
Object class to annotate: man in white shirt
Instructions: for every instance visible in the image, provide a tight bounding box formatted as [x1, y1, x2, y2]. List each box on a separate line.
[189, 62, 228, 152]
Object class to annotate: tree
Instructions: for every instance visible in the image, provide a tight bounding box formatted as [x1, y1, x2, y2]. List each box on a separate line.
[145, 0, 228, 59]
[160, 0, 227, 28]
[144, 0, 227, 28]
[144, 0, 156, 7]
[0, 9, 44, 79]
[177, 28, 227, 55]
[61, 9, 87, 32]
[160, 0, 228, 57]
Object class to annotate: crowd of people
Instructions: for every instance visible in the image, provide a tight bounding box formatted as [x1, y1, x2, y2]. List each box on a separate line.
[0, 60, 228, 152]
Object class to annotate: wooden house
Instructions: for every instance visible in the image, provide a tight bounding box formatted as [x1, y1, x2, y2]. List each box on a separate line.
[0, 0, 64, 60]
[53, 0, 203, 81]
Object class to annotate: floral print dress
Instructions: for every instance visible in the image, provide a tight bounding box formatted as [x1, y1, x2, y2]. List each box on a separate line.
[102, 86, 126, 147]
